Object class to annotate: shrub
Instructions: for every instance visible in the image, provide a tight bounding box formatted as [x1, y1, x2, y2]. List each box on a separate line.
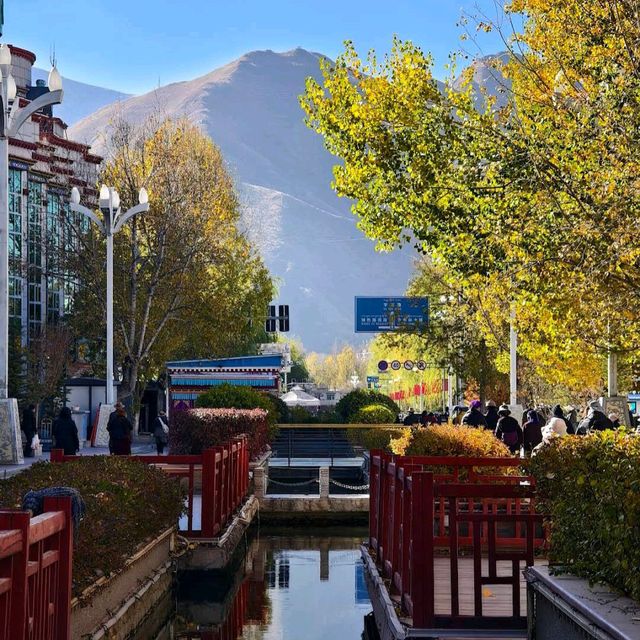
[529, 430, 640, 600]
[388, 423, 515, 478]
[335, 389, 400, 421]
[348, 427, 403, 451]
[0, 457, 184, 598]
[171, 408, 268, 460]
[350, 404, 396, 424]
[196, 384, 281, 425]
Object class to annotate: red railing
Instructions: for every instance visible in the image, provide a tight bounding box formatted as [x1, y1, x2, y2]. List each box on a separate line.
[369, 451, 545, 632]
[0, 497, 73, 640]
[51, 435, 250, 539]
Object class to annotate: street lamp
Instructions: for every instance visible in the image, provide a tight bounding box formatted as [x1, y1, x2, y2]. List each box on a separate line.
[70, 185, 149, 405]
[0, 45, 63, 462]
[412, 365, 424, 412]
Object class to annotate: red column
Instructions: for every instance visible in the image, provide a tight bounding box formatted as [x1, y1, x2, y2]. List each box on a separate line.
[43, 497, 73, 640]
[411, 472, 435, 629]
[201, 449, 217, 537]
[0, 510, 30, 640]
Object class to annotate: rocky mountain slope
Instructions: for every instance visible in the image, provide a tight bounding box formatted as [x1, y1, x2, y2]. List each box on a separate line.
[69, 48, 417, 352]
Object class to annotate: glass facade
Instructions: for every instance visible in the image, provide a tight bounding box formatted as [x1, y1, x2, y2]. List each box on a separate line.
[7, 166, 85, 342]
[8, 168, 23, 321]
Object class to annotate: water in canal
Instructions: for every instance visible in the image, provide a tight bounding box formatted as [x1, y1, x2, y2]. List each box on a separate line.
[149, 526, 378, 640]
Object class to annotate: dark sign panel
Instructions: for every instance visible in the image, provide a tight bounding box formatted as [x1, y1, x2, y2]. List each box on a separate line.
[354, 297, 429, 333]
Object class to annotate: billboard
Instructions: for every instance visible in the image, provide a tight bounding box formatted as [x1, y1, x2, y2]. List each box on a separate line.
[354, 297, 429, 333]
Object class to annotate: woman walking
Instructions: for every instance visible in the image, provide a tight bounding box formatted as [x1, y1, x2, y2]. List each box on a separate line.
[107, 402, 133, 455]
[523, 409, 543, 453]
[52, 407, 80, 456]
[153, 411, 169, 455]
[495, 404, 523, 454]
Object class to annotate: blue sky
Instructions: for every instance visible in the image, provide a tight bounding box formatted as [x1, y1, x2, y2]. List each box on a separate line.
[9, 1, 513, 94]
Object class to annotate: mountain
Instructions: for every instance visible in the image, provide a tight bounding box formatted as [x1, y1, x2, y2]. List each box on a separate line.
[32, 68, 131, 126]
[69, 48, 417, 352]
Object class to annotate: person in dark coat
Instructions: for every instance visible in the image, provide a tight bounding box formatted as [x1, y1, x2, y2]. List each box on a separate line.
[52, 407, 80, 456]
[153, 410, 169, 454]
[586, 401, 614, 431]
[462, 400, 487, 428]
[107, 402, 133, 455]
[523, 409, 543, 453]
[21, 404, 37, 458]
[485, 400, 499, 431]
[495, 404, 523, 454]
[552, 404, 574, 434]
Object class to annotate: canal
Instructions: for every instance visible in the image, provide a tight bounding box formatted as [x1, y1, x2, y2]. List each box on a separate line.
[146, 526, 378, 639]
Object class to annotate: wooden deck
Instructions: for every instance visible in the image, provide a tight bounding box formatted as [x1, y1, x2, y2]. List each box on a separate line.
[432, 556, 549, 618]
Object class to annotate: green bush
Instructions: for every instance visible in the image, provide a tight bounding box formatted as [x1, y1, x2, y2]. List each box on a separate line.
[347, 427, 403, 451]
[196, 384, 282, 424]
[171, 408, 268, 460]
[350, 404, 396, 424]
[529, 430, 640, 599]
[0, 457, 184, 598]
[335, 389, 400, 422]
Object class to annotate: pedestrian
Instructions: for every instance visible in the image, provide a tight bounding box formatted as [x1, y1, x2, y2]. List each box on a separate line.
[485, 400, 499, 431]
[106, 402, 133, 455]
[419, 410, 429, 426]
[153, 410, 169, 454]
[403, 408, 417, 426]
[608, 413, 621, 430]
[552, 404, 574, 434]
[462, 400, 488, 428]
[586, 400, 614, 431]
[52, 407, 80, 456]
[565, 405, 578, 433]
[523, 409, 543, 453]
[495, 404, 523, 454]
[21, 404, 37, 458]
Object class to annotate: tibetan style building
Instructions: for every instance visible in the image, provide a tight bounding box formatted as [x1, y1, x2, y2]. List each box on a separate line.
[166, 355, 285, 411]
[7, 45, 101, 344]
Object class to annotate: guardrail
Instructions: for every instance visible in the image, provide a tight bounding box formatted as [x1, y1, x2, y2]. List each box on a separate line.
[51, 436, 249, 539]
[0, 497, 73, 640]
[368, 451, 545, 632]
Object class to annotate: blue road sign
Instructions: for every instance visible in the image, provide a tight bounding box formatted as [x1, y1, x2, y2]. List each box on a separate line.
[354, 297, 429, 333]
[367, 376, 380, 383]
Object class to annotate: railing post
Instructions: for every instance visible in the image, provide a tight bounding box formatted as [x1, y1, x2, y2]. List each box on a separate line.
[43, 497, 73, 640]
[254, 466, 267, 499]
[201, 449, 217, 537]
[50, 448, 63, 463]
[411, 471, 434, 629]
[369, 450, 381, 549]
[319, 467, 330, 498]
[0, 510, 29, 640]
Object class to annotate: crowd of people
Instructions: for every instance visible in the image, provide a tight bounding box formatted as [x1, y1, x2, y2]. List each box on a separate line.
[399, 398, 629, 455]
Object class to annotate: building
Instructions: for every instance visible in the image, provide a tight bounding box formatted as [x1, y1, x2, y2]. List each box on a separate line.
[7, 45, 101, 344]
[167, 355, 285, 412]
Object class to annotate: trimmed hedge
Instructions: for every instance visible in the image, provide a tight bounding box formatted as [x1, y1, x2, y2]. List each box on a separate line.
[170, 408, 268, 460]
[350, 404, 396, 424]
[348, 427, 403, 451]
[529, 430, 640, 600]
[0, 457, 184, 598]
[335, 389, 400, 421]
[195, 384, 283, 425]
[388, 424, 514, 479]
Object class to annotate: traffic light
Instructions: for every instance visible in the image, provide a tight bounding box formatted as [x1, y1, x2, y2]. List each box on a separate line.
[278, 305, 290, 332]
[265, 305, 277, 333]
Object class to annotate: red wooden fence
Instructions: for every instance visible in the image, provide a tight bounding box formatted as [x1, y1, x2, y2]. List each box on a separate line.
[51, 435, 250, 539]
[369, 451, 545, 632]
[0, 497, 73, 640]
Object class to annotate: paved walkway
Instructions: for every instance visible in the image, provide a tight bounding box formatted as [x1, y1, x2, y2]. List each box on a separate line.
[0, 440, 157, 478]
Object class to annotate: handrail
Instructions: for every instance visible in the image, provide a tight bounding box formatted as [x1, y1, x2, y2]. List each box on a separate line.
[0, 530, 22, 560]
[28, 511, 66, 544]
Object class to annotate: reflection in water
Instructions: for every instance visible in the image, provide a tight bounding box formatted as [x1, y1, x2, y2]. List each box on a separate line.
[170, 529, 376, 640]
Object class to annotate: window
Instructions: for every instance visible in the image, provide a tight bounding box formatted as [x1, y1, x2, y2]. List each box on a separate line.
[8, 168, 23, 320]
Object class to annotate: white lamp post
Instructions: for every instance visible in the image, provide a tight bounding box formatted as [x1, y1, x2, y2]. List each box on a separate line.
[0, 45, 63, 463]
[70, 185, 149, 405]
